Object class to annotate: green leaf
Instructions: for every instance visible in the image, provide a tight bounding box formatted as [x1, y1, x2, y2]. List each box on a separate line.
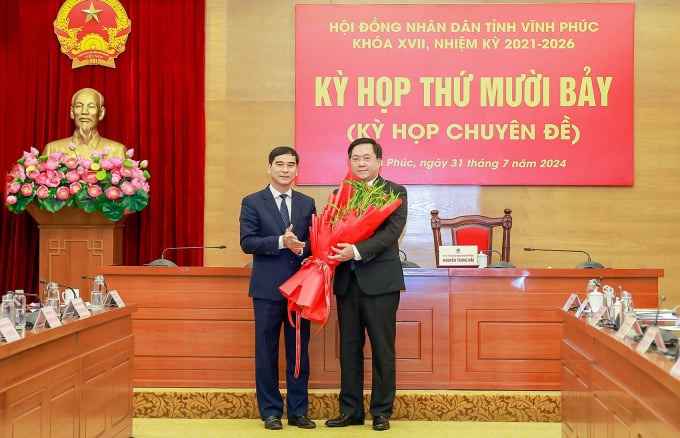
[7, 195, 35, 213]
[121, 190, 149, 212]
[100, 202, 126, 221]
[40, 196, 67, 213]
[75, 190, 97, 212]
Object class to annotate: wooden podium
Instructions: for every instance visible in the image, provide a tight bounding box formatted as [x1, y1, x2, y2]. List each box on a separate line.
[28, 204, 125, 297]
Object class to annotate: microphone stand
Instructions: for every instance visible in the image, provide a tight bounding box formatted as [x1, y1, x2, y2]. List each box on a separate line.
[523, 247, 605, 269]
[146, 245, 227, 267]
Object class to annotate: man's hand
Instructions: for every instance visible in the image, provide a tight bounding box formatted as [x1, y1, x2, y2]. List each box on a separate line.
[282, 225, 305, 254]
[329, 242, 354, 263]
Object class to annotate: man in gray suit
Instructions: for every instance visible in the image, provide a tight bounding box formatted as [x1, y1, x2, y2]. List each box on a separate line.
[326, 138, 408, 431]
[240, 146, 317, 430]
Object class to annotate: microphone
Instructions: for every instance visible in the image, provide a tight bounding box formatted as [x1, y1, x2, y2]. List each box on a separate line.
[654, 295, 666, 327]
[81, 275, 110, 294]
[39, 279, 78, 296]
[480, 249, 516, 268]
[145, 244, 227, 267]
[523, 247, 605, 269]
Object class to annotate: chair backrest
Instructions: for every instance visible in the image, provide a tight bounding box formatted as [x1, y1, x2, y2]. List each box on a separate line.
[430, 208, 512, 267]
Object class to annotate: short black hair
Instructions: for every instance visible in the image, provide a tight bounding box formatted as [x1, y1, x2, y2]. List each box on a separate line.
[348, 137, 382, 159]
[268, 146, 299, 164]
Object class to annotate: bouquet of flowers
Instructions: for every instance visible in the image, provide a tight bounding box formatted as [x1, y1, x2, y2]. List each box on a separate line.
[279, 172, 402, 376]
[5, 147, 150, 222]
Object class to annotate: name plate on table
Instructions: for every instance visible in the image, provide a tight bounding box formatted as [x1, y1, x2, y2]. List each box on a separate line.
[438, 245, 478, 266]
[63, 298, 91, 319]
[104, 290, 125, 308]
[615, 315, 643, 340]
[635, 326, 668, 354]
[0, 317, 21, 342]
[33, 307, 62, 329]
[562, 294, 581, 312]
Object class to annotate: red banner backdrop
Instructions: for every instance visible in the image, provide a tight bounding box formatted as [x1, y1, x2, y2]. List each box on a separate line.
[295, 4, 634, 186]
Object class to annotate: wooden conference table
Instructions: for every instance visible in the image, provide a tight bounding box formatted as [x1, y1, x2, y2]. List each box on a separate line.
[561, 309, 680, 437]
[0, 305, 135, 438]
[99, 266, 662, 390]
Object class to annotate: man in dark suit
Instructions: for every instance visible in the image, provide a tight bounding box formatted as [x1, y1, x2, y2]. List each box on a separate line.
[325, 138, 408, 431]
[240, 146, 317, 430]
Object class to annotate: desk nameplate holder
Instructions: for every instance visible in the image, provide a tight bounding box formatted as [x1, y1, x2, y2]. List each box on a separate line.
[438, 245, 478, 267]
[635, 326, 668, 354]
[589, 306, 610, 327]
[104, 290, 125, 308]
[562, 294, 581, 312]
[0, 317, 21, 342]
[615, 315, 643, 340]
[574, 298, 589, 319]
[62, 298, 91, 319]
[33, 306, 62, 329]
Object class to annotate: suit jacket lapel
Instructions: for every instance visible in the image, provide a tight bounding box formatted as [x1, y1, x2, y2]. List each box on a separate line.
[290, 190, 302, 228]
[262, 187, 287, 231]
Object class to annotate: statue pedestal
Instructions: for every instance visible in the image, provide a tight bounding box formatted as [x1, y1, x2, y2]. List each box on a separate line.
[27, 204, 125, 297]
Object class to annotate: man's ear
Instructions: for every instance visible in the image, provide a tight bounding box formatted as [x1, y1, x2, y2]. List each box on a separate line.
[98, 106, 106, 121]
[69, 107, 75, 120]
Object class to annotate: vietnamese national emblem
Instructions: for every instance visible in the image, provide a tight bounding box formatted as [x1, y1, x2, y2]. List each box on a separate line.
[54, 0, 131, 69]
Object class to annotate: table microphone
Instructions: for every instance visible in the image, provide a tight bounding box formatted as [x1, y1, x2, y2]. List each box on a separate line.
[654, 295, 666, 327]
[146, 244, 227, 267]
[523, 247, 605, 269]
[81, 275, 110, 294]
[39, 279, 79, 296]
[480, 249, 516, 268]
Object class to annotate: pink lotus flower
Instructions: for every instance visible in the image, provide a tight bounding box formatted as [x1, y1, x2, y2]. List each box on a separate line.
[63, 157, 79, 169]
[105, 187, 122, 200]
[26, 167, 40, 179]
[111, 173, 121, 185]
[6, 195, 17, 205]
[69, 182, 83, 194]
[87, 185, 103, 198]
[20, 184, 33, 196]
[100, 158, 114, 170]
[7, 181, 20, 194]
[120, 181, 135, 196]
[36, 185, 50, 199]
[66, 170, 80, 183]
[23, 152, 38, 167]
[81, 172, 99, 184]
[56, 186, 70, 201]
[110, 157, 124, 168]
[43, 157, 60, 171]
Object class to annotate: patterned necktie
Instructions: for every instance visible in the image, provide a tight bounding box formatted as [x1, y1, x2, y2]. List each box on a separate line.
[279, 194, 291, 228]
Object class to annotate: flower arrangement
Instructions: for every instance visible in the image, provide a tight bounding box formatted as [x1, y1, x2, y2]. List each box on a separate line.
[5, 146, 150, 222]
[279, 172, 402, 377]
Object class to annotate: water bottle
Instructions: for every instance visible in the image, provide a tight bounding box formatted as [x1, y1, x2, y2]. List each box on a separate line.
[1, 292, 15, 325]
[45, 282, 60, 310]
[13, 289, 26, 330]
[621, 290, 635, 318]
[91, 275, 106, 311]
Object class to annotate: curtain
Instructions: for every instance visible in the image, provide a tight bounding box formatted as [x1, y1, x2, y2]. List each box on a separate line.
[0, 0, 206, 295]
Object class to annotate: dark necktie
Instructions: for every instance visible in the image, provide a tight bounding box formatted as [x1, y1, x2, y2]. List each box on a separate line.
[279, 194, 291, 228]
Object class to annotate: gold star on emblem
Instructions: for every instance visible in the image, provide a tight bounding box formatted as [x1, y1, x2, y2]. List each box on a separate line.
[81, 1, 103, 23]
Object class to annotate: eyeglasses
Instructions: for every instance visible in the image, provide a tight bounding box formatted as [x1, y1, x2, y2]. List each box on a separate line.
[350, 155, 378, 163]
